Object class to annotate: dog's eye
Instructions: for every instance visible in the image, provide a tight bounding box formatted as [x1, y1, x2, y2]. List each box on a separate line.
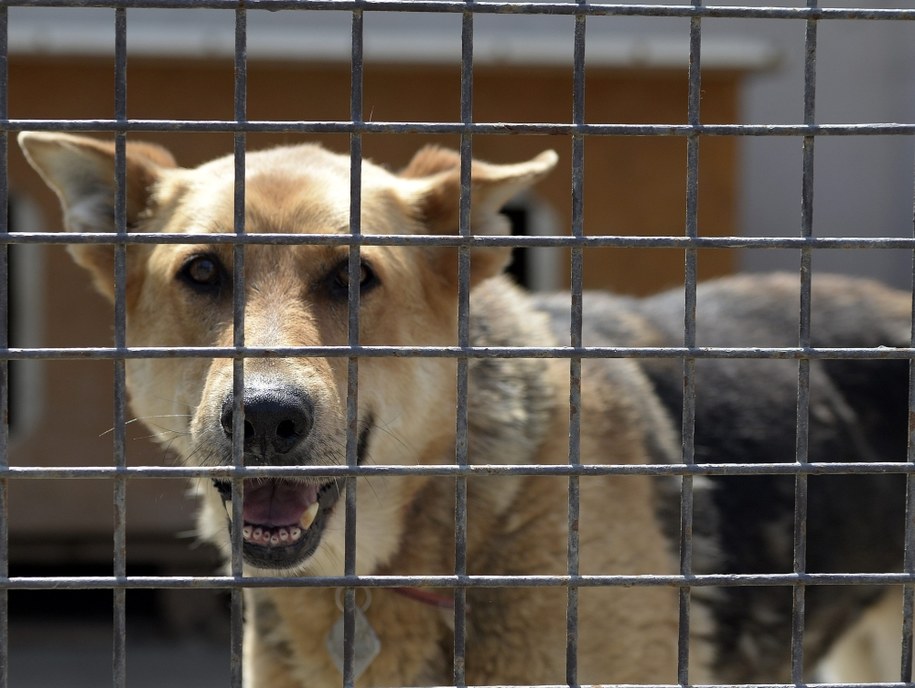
[179, 254, 225, 293]
[329, 259, 378, 298]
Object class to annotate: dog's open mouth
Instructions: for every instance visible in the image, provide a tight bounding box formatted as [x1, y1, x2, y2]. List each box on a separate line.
[213, 478, 341, 568]
[211, 419, 373, 569]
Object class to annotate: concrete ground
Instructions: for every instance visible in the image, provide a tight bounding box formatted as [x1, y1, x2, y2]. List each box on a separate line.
[7, 577, 232, 688]
[7, 546, 232, 687]
[8, 619, 230, 687]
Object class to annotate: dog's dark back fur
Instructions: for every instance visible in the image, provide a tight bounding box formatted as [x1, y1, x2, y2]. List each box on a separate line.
[535, 273, 910, 681]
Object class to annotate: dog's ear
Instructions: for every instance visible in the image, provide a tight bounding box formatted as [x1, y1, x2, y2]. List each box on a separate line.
[18, 131, 177, 302]
[402, 146, 558, 284]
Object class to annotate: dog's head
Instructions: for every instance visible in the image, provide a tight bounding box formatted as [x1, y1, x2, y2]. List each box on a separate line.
[18, 132, 556, 574]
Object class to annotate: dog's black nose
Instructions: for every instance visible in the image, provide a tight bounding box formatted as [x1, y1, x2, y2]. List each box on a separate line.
[220, 388, 314, 457]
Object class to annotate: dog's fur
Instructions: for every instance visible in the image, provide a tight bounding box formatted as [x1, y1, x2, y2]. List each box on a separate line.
[20, 132, 911, 687]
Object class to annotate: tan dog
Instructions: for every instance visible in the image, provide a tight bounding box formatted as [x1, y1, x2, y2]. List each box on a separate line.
[20, 132, 911, 687]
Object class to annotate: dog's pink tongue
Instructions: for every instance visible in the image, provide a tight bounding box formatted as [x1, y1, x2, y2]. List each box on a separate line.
[242, 481, 317, 527]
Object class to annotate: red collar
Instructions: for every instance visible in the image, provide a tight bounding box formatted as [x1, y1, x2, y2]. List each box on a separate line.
[393, 587, 459, 610]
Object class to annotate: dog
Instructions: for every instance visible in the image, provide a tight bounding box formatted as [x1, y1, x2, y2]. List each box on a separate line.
[19, 131, 911, 687]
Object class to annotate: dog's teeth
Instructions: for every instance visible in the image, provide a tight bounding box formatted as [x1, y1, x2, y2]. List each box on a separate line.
[279, 528, 289, 542]
[290, 526, 302, 540]
[300, 502, 319, 529]
[242, 525, 252, 540]
[270, 532, 280, 546]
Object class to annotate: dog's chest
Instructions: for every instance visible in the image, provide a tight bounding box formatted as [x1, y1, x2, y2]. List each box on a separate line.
[249, 588, 451, 687]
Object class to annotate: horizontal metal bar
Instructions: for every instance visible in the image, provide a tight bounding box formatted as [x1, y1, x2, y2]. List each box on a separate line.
[4, 572, 915, 591]
[4, 1, 915, 21]
[249, 683, 911, 688]
[6, 120, 915, 137]
[3, 461, 915, 480]
[397, 683, 914, 688]
[7, 232, 915, 250]
[2, 345, 913, 361]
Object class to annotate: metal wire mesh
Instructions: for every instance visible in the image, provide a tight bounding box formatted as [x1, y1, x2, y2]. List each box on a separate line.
[1, 2, 915, 688]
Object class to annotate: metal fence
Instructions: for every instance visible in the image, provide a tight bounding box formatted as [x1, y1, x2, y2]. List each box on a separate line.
[2, 2, 915, 688]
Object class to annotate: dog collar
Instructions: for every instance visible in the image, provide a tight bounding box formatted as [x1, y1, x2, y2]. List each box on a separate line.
[393, 587, 459, 610]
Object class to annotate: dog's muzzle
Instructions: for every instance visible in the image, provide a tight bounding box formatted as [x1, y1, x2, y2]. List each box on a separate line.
[212, 387, 373, 569]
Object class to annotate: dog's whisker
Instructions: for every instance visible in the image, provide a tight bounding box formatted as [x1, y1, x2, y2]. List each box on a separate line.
[98, 414, 193, 439]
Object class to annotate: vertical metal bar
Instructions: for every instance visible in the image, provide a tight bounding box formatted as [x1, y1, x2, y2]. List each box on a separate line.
[566, 4, 586, 687]
[230, 6, 248, 688]
[901, 132, 915, 685]
[453, 4, 474, 685]
[0, 7, 9, 688]
[343, 8, 364, 688]
[678, 3, 701, 684]
[791, 2, 818, 682]
[112, 8, 128, 687]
